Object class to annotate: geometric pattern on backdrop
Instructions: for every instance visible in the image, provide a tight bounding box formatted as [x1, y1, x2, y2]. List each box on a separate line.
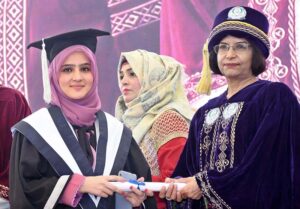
[0, 0, 299, 106]
[0, 0, 27, 98]
[110, 0, 161, 36]
[254, 0, 300, 100]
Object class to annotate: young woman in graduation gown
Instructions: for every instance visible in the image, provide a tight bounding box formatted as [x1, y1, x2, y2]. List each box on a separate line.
[160, 6, 300, 209]
[115, 50, 194, 209]
[9, 29, 157, 209]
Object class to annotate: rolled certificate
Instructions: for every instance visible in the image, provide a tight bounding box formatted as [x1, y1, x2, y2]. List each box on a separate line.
[111, 180, 186, 192]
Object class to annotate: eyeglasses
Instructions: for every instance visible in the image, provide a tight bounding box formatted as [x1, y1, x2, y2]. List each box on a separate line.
[213, 42, 252, 54]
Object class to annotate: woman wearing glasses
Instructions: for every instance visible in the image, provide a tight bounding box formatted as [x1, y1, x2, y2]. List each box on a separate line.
[160, 6, 300, 209]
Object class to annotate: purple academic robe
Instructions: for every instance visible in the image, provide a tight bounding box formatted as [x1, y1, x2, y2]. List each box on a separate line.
[0, 86, 31, 200]
[171, 80, 300, 209]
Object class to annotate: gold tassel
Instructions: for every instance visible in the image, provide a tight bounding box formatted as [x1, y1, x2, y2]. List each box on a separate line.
[195, 40, 211, 95]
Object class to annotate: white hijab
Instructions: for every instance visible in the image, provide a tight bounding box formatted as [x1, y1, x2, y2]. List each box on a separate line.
[115, 49, 194, 143]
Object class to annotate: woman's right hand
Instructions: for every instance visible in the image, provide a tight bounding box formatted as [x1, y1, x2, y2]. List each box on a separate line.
[159, 178, 183, 202]
[175, 177, 202, 200]
[159, 177, 202, 202]
[79, 175, 125, 197]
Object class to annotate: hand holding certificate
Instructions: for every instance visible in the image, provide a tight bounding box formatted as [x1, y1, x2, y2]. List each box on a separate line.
[111, 180, 186, 192]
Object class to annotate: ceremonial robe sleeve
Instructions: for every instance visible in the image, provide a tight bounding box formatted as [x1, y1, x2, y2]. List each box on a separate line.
[9, 132, 72, 209]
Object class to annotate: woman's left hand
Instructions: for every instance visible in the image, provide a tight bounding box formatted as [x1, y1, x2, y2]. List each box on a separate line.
[123, 177, 153, 207]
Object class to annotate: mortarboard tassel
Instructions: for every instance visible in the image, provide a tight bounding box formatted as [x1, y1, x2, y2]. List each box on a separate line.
[195, 40, 212, 95]
[41, 39, 51, 103]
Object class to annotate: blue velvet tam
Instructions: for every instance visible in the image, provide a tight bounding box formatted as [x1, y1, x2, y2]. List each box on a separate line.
[208, 6, 270, 58]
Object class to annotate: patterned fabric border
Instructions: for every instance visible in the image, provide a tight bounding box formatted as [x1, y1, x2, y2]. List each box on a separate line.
[195, 171, 231, 209]
[208, 21, 270, 50]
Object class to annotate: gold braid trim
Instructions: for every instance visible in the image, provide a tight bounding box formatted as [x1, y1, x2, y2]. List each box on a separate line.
[139, 110, 189, 176]
[209, 21, 270, 49]
[196, 171, 231, 209]
[140, 132, 161, 175]
[149, 110, 189, 150]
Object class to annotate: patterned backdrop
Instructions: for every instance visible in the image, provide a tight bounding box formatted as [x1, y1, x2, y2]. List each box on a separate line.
[0, 0, 299, 113]
[0, 0, 27, 96]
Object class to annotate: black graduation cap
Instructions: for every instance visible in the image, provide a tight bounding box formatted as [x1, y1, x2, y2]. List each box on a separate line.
[27, 28, 110, 104]
[27, 28, 110, 62]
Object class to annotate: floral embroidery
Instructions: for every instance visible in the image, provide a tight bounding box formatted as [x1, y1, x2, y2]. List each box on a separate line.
[197, 102, 244, 208]
[222, 103, 239, 120]
[205, 108, 221, 125]
[200, 102, 244, 173]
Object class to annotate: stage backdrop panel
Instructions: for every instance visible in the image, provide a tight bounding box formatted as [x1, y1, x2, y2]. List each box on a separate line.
[0, 0, 299, 113]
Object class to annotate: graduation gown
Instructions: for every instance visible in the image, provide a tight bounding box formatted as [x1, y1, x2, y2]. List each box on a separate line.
[9, 105, 157, 209]
[171, 80, 300, 209]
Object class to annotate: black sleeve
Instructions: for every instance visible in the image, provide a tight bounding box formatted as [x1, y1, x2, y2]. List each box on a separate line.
[9, 132, 65, 209]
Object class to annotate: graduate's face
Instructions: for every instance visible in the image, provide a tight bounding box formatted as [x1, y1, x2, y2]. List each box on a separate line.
[216, 35, 253, 80]
[118, 62, 141, 104]
[58, 52, 93, 100]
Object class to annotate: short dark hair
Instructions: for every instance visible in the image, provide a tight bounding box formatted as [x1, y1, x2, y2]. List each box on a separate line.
[209, 39, 266, 76]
